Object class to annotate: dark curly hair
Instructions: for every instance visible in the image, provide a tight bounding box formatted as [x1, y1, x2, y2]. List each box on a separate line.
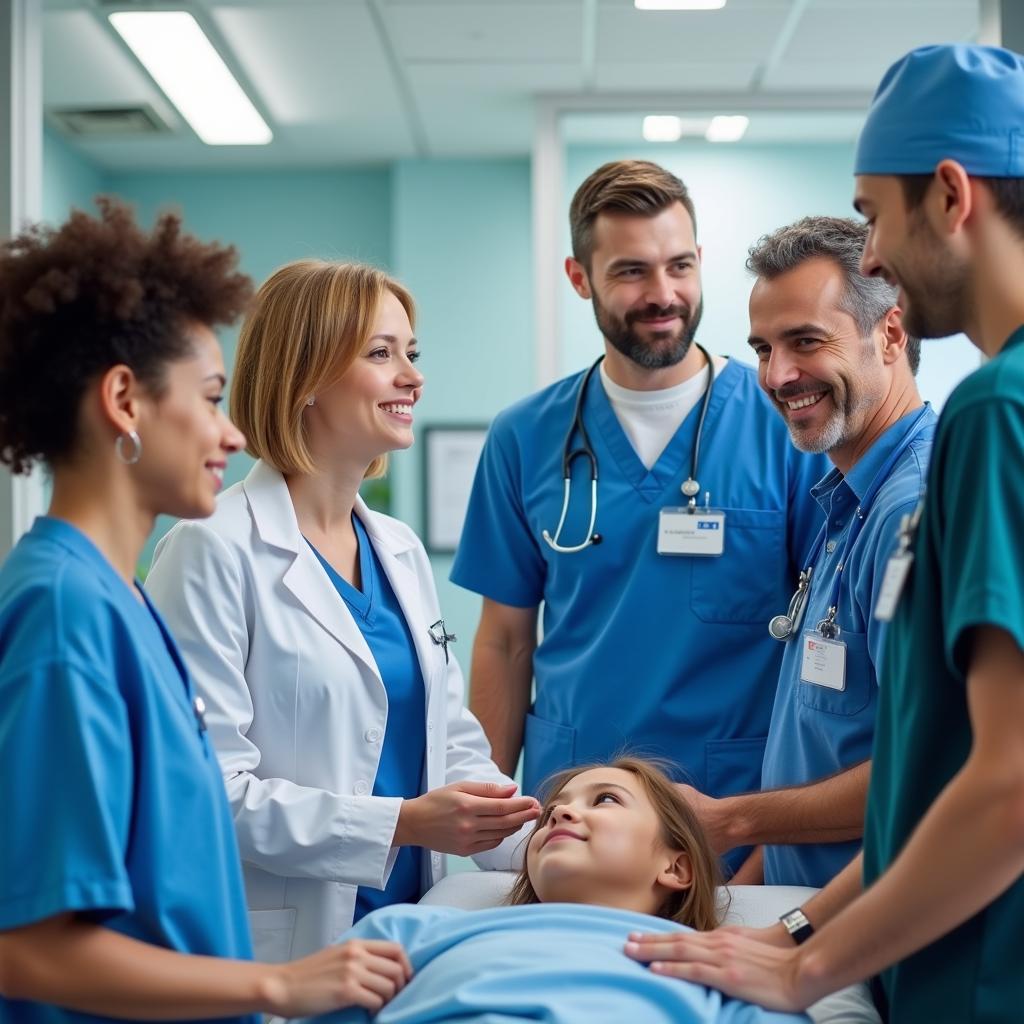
[0, 197, 252, 474]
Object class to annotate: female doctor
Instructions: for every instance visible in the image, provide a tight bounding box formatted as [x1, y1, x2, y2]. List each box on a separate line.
[146, 259, 539, 964]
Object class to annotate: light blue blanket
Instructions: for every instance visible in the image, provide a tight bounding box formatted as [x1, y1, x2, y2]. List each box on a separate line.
[300, 902, 810, 1023]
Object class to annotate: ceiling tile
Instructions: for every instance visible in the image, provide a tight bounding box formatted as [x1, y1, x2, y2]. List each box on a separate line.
[594, 60, 755, 91]
[596, 0, 792, 63]
[386, 1, 581, 62]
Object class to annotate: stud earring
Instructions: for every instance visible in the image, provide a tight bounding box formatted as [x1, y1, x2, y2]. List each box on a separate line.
[306, 396, 315, 407]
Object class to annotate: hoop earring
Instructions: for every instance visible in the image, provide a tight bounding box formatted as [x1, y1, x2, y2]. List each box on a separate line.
[306, 396, 315, 407]
[115, 430, 142, 465]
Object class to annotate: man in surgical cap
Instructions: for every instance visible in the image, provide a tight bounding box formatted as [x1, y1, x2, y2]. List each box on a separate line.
[624, 44, 1024, 1023]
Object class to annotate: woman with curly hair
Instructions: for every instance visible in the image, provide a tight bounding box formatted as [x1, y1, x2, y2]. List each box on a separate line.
[0, 200, 412, 1022]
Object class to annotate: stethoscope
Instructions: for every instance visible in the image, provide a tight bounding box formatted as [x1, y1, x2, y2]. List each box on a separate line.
[541, 344, 716, 553]
[768, 404, 932, 642]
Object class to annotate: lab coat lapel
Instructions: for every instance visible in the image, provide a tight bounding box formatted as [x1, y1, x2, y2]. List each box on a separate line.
[242, 461, 380, 678]
[356, 498, 438, 696]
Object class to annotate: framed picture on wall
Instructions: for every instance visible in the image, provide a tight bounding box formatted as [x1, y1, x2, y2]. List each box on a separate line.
[422, 425, 489, 554]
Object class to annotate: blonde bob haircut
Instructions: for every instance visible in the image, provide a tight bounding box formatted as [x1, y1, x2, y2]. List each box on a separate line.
[507, 757, 724, 932]
[231, 259, 415, 478]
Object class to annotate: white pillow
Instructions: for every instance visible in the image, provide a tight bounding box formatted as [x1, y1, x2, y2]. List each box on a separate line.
[420, 873, 880, 1024]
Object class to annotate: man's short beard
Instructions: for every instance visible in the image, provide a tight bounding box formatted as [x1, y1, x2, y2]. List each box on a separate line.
[594, 295, 704, 370]
[899, 215, 973, 340]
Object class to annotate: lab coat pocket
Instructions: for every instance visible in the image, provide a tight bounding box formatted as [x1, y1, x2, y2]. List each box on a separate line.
[248, 907, 297, 964]
[690, 508, 786, 624]
[705, 736, 767, 799]
[522, 714, 576, 797]
[799, 629, 873, 717]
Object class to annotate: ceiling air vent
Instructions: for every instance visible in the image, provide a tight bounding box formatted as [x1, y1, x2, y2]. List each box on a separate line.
[48, 104, 170, 137]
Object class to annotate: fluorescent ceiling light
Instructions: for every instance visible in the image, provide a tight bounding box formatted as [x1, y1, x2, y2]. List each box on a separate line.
[705, 115, 749, 142]
[109, 11, 272, 146]
[635, 1, 727, 10]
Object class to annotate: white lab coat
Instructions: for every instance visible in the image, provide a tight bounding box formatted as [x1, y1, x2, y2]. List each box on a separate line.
[146, 460, 524, 963]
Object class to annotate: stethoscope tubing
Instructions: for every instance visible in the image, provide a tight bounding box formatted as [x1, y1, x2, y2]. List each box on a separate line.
[542, 344, 716, 553]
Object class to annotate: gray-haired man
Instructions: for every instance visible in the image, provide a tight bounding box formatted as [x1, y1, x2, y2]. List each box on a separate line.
[679, 216, 936, 890]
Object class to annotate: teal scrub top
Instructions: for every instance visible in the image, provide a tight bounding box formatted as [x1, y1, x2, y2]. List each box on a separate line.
[0, 518, 257, 1024]
[451, 359, 827, 821]
[865, 326, 1024, 1023]
[306, 515, 425, 920]
[300, 903, 810, 1024]
[762, 407, 935, 887]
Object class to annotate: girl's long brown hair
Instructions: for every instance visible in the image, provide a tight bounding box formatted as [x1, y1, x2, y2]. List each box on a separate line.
[506, 757, 723, 931]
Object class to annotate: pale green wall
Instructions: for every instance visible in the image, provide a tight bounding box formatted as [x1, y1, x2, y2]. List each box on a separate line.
[390, 156, 533, 653]
[42, 128, 106, 223]
[102, 166, 393, 567]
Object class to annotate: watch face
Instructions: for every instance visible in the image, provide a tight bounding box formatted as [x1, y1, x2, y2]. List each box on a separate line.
[781, 909, 813, 943]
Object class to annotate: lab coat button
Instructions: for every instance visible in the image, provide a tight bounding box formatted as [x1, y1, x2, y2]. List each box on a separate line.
[365, 727, 382, 743]
[427, 722, 434, 732]
[353, 779, 369, 795]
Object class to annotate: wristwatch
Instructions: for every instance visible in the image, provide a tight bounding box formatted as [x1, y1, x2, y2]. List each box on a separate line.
[779, 907, 814, 945]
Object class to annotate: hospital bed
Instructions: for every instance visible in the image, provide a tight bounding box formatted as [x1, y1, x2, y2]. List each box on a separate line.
[420, 873, 881, 1024]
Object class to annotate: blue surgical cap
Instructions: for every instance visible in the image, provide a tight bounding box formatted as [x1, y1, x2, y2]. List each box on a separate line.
[855, 44, 1024, 177]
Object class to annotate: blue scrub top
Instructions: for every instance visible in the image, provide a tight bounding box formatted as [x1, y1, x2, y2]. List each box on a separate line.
[451, 360, 828, 815]
[761, 407, 936, 888]
[307, 514, 425, 920]
[0, 518, 257, 1024]
[300, 903, 810, 1024]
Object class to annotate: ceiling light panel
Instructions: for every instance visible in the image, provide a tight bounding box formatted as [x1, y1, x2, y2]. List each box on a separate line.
[635, 1, 727, 9]
[705, 115, 749, 142]
[109, 11, 272, 145]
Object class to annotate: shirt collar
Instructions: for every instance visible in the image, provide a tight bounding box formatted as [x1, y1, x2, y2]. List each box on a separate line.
[29, 515, 141, 603]
[810, 404, 934, 511]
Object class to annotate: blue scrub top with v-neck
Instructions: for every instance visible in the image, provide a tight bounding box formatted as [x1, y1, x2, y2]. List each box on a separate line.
[451, 359, 828, 828]
[307, 515, 426, 920]
[0, 517, 257, 1024]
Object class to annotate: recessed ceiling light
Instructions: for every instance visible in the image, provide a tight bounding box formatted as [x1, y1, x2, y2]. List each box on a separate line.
[643, 116, 683, 142]
[109, 11, 272, 146]
[635, 1, 727, 10]
[705, 115, 749, 142]
[642, 116, 711, 141]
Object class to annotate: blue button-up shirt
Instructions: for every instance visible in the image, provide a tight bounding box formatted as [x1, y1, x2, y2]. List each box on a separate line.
[762, 406, 937, 887]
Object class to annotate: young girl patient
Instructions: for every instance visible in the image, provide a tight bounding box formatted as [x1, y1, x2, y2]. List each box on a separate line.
[300, 757, 808, 1023]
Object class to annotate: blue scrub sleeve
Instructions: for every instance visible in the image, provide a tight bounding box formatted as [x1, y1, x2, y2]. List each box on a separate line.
[451, 421, 547, 609]
[0, 659, 134, 930]
[935, 398, 1024, 678]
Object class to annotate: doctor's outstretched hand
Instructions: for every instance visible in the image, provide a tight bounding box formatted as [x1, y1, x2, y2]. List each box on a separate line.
[623, 927, 813, 1012]
[265, 938, 413, 1017]
[395, 781, 541, 856]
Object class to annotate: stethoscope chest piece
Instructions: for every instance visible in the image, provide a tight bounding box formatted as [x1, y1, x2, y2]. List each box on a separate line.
[768, 613, 795, 641]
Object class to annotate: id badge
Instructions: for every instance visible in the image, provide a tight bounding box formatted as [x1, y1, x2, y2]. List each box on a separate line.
[657, 507, 726, 556]
[800, 633, 847, 691]
[874, 551, 913, 622]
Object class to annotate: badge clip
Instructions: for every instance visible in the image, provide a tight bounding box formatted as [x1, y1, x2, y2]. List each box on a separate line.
[429, 619, 457, 664]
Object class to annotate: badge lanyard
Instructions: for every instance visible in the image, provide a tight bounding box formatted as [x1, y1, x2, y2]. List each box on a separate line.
[812, 406, 932, 640]
[874, 497, 925, 622]
[657, 350, 724, 557]
[797, 407, 932, 690]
